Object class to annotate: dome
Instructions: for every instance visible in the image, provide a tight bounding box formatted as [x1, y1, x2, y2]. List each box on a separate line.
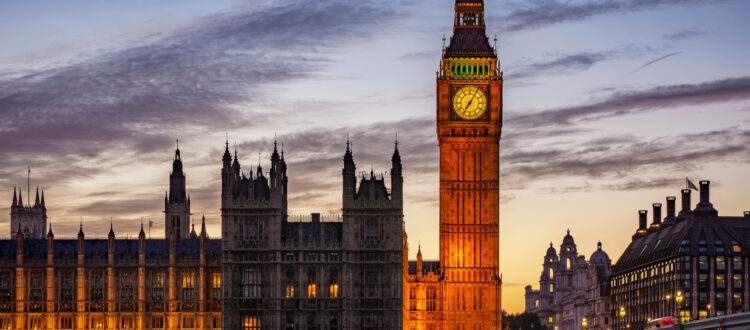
[562, 229, 575, 246]
[590, 242, 610, 264]
[545, 242, 557, 257]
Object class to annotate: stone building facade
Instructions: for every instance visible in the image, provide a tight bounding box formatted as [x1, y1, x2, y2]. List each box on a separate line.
[0, 147, 222, 329]
[403, 0, 503, 328]
[10, 186, 47, 239]
[525, 232, 612, 330]
[611, 181, 750, 329]
[221, 141, 404, 329]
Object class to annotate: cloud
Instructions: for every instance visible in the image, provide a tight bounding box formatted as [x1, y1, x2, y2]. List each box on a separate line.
[508, 46, 654, 80]
[662, 29, 710, 41]
[632, 52, 681, 73]
[0, 0, 399, 186]
[501, 128, 750, 191]
[509, 76, 750, 128]
[499, 0, 729, 32]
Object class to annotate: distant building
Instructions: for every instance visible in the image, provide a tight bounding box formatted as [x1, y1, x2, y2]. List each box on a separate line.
[611, 181, 750, 329]
[0, 146, 222, 329]
[220, 141, 404, 329]
[10, 186, 47, 239]
[525, 231, 612, 330]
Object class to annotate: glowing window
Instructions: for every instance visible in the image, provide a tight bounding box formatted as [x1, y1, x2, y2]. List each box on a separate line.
[329, 284, 339, 298]
[308, 284, 317, 298]
[243, 316, 261, 329]
[182, 271, 195, 300]
[285, 285, 295, 298]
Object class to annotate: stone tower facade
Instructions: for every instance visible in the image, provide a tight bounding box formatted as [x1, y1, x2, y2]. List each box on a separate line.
[165, 146, 191, 239]
[221, 140, 403, 329]
[437, 0, 502, 328]
[10, 186, 47, 239]
[404, 1, 503, 328]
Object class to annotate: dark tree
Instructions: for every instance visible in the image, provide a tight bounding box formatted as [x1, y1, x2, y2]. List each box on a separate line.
[502, 310, 549, 330]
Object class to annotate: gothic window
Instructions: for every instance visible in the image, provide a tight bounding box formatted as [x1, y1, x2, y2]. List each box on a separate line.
[365, 219, 379, 242]
[0, 318, 11, 329]
[90, 316, 104, 329]
[716, 241, 725, 254]
[307, 269, 316, 298]
[426, 287, 436, 311]
[151, 316, 164, 329]
[212, 272, 222, 300]
[29, 317, 42, 329]
[409, 288, 416, 311]
[245, 222, 258, 241]
[212, 316, 222, 329]
[90, 272, 104, 302]
[549, 268, 554, 279]
[120, 272, 134, 302]
[566, 258, 571, 270]
[182, 271, 195, 300]
[60, 272, 74, 302]
[152, 272, 165, 302]
[29, 272, 43, 301]
[733, 274, 742, 288]
[182, 316, 195, 329]
[243, 315, 261, 329]
[364, 270, 380, 298]
[286, 285, 295, 298]
[121, 316, 134, 329]
[0, 273, 11, 301]
[60, 316, 73, 329]
[242, 268, 261, 298]
[329, 283, 339, 298]
[732, 241, 741, 253]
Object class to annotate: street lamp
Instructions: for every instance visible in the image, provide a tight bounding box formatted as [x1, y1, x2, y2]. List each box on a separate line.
[676, 291, 684, 321]
[619, 307, 626, 328]
[582, 317, 588, 328]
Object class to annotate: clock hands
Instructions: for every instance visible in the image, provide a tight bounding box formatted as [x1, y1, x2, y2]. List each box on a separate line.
[466, 89, 481, 109]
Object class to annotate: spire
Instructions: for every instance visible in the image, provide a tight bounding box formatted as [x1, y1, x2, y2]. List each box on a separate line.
[139, 221, 145, 238]
[12, 186, 16, 207]
[40, 189, 45, 207]
[200, 215, 207, 238]
[597, 241, 602, 250]
[444, 0, 495, 58]
[222, 139, 232, 165]
[175, 139, 181, 160]
[190, 221, 197, 239]
[108, 220, 115, 239]
[34, 186, 40, 206]
[17, 188, 22, 207]
[47, 223, 53, 238]
[78, 220, 84, 238]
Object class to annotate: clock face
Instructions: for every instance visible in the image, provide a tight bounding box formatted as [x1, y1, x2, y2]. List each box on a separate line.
[452, 85, 487, 120]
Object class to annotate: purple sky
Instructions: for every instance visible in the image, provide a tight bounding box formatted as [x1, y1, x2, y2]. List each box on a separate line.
[1, 0, 749, 312]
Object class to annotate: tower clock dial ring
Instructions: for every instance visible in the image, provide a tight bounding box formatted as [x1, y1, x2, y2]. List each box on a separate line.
[452, 86, 487, 120]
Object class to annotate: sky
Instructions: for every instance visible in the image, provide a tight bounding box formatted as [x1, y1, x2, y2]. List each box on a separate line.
[1, 0, 750, 313]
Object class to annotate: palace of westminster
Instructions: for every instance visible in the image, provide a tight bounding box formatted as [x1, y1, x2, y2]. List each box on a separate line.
[0, 1, 504, 329]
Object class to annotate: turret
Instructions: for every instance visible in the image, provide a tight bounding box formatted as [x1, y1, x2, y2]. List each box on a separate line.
[416, 244, 423, 279]
[77, 222, 85, 251]
[390, 141, 403, 208]
[139, 223, 146, 251]
[166, 144, 191, 239]
[34, 186, 40, 207]
[200, 215, 208, 239]
[342, 141, 357, 203]
[11, 187, 16, 208]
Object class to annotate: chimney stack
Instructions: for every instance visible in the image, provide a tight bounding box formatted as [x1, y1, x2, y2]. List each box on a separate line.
[695, 180, 717, 216]
[744, 211, 749, 219]
[666, 196, 676, 220]
[651, 203, 662, 228]
[699, 181, 710, 204]
[679, 189, 692, 217]
[638, 210, 647, 233]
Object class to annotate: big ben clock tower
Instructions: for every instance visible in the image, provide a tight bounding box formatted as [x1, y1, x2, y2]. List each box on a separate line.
[438, 0, 502, 327]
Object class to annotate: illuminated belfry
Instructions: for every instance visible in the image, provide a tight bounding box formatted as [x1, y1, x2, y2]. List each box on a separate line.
[404, 0, 503, 328]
